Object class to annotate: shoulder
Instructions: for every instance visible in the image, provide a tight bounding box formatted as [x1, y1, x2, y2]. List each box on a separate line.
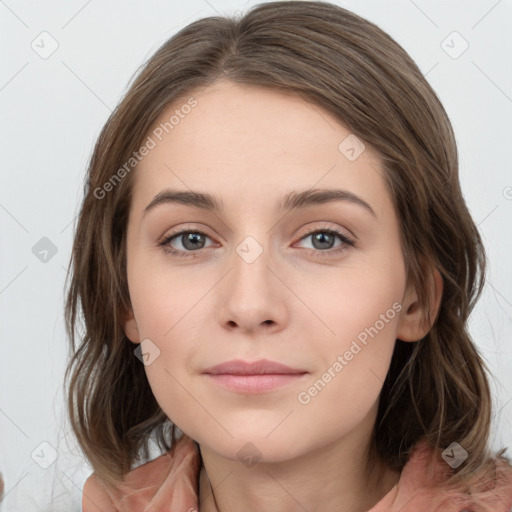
[82, 473, 117, 512]
[395, 440, 512, 512]
[81, 435, 200, 511]
[81, 456, 171, 512]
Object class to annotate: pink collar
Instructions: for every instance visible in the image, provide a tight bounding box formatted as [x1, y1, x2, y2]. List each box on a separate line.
[84, 435, 512, 511]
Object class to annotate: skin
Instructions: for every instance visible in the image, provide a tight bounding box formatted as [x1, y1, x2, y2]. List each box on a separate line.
[122, 79, 443, 512]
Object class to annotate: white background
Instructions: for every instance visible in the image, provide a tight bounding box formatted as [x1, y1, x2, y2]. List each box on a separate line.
[0, 0, 511, 510]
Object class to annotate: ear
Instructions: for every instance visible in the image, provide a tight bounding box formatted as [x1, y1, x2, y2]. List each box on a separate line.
[396, 267, 443, 342]
[122, 306, 141, 344]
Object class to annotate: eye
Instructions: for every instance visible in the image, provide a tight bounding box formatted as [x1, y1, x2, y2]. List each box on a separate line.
[158, 227, 214, 257]
[294, 226, 355, 257]
[157, 225, 356, 258]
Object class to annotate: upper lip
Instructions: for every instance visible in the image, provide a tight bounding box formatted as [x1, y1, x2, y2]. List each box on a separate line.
[203, 358, 307, 375]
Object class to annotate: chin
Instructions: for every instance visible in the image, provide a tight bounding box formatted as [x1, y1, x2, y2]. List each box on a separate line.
[197, 429, 304, 464]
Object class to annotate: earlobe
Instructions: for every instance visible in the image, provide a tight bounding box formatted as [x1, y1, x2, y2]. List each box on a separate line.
[396, 268, 444, 343]
[122, 307, 141, 344]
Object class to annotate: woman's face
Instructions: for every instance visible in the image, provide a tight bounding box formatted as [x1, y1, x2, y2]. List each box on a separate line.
[123, 79, 418, 463]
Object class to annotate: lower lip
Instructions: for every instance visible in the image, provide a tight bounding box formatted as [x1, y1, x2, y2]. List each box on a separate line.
[204, 373, 308, 393]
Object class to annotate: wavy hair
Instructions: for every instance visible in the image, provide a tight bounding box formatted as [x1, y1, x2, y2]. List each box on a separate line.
[64, 0, 512, 504]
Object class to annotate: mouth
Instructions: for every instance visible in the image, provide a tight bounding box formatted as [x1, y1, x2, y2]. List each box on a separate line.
[203, 358, 307, 375]
[202, 359, 308, 393]
[203, 373, 308, 393]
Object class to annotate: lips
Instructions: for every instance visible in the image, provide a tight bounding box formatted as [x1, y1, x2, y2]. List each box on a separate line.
[202, 358, 308, 394]
[203, 358, 307, 376]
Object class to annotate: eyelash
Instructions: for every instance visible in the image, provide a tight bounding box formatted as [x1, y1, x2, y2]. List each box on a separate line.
[157, 224, 356, 259]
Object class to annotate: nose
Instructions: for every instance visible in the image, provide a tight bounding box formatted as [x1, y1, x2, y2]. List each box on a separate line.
[215, 236, 288, 334]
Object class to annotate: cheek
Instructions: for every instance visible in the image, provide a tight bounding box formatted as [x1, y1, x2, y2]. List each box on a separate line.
[127, 275, 206, 428]
[140, 332, 198, 433]
[299, 260, 404, 400]
[307, 259, 404, 346]
[128, 262, 201, 341]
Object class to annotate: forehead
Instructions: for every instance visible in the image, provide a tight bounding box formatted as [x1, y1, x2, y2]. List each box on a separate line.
[131, 80, 392, 221]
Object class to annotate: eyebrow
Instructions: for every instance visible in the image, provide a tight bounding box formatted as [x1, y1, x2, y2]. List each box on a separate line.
[143, 188, 377, 218]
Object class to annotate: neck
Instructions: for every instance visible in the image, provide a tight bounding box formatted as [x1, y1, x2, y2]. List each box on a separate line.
[197, 430, 399, 512]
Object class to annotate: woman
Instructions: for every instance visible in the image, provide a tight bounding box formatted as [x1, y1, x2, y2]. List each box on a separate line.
[64, 2, 512, 511]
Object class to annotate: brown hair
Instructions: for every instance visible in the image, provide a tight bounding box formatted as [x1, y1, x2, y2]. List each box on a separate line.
[64, 0, 512, 502]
